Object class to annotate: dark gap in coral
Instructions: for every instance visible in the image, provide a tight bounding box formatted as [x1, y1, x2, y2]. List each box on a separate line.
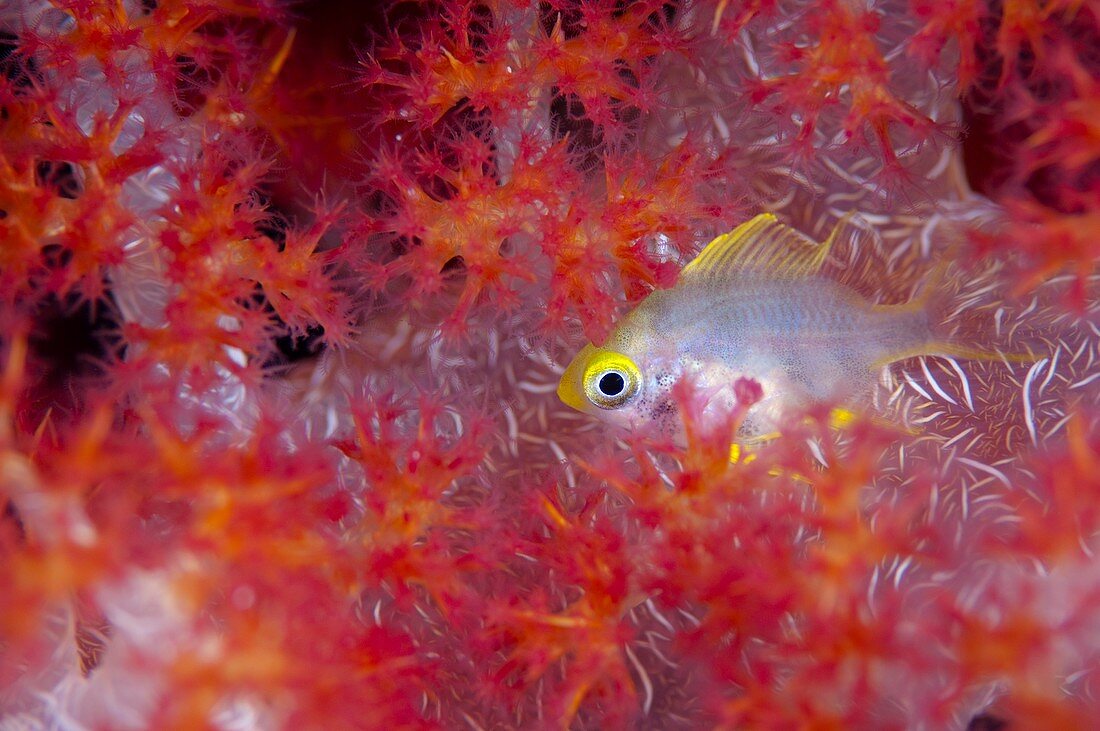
[363, 187, 401, 221]
[259, 0, 384, 204]
[0, 30, 19, 76]
[960, 0, 1099, 204]
[967, 714, 1008, 731]
[267, 322, 326, 370]
[609, 60, 642, 142]
[441, 2, 495, 58]
[651, 0, 680, 29]
[441, 255, 465, 275]
[278, 0, 389, 94]
[27, 294, 116, 380]
[613, 0, 680, 29]
[246, 281, 326, 371]
[958, 0, 1018, 198]
[35, 160, 83, 199]
[39, 243, 73, 271]
[439, 253, 469, 295]
[24, 290, 122, 423]
[538, 0, 647, 166]
[549, 89, 601, 170]
[420, 158, 461, 204]
[389, 235, 420, 263]
[538, 1, 585, 39]
[467, 3, 495, 57]
[243, 196, 330, 369]
[253, 192, 289, 251]
[171, 53, 219, 118]
[438, 253, 469, 299]
[28, 244, 76, 303]
[1012, 39, 1038, 81]
[1019, 65, 1071, 105]
[958, 98, 1010, 198]
[0, 29, 38, 92]
[549, 76, 641, 168]
[419, 99, 497, 201]
[1025, 164, 1079, 213]
[2, 499, 26, 545]
[365, 0, 430, 40]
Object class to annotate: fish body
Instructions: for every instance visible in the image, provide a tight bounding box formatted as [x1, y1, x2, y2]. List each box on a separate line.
[557, 213, 948, 439]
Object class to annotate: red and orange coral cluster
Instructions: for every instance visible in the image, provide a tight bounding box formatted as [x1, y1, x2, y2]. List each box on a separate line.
[1, 1, 1098, 729]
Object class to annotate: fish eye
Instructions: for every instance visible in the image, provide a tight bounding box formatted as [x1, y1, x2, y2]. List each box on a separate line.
[583, 355, 640, 409]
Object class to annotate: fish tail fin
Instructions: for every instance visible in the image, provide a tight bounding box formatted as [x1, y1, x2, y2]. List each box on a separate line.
[873, 260, 1036, 367]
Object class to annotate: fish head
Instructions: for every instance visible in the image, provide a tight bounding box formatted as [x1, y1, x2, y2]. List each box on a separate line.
[557, 343, 653, 429]
[557, 331, 697, 437]
[558, 340, 775, 439]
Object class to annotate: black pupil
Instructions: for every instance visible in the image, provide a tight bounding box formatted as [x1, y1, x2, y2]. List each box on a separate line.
[598, 372, 625, 397]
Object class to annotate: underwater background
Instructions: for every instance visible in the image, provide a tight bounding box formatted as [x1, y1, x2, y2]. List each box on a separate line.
[1, 0, 1098, 728]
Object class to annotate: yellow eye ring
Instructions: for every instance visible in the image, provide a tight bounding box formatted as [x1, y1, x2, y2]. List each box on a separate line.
[582, 353, 641, 409]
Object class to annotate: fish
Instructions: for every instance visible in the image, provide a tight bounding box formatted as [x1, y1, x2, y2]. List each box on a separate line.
[557, 213, 1004, 443]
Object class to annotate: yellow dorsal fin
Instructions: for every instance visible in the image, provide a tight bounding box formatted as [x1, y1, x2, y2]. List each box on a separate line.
[681, 213, 838, 283]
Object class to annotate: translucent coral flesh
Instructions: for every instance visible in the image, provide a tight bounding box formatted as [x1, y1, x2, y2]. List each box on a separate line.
[0, 1, 1098, 730]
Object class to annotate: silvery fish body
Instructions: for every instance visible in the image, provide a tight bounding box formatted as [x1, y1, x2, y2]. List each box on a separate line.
[557, 214, 947, 439]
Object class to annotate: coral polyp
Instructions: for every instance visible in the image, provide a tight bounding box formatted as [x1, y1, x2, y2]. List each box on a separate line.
[1, 1, 1097, 729]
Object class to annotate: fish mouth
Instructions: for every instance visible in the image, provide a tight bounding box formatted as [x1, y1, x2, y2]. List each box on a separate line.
[557, 345, 597, 412]
[557, 377, 587, 412]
